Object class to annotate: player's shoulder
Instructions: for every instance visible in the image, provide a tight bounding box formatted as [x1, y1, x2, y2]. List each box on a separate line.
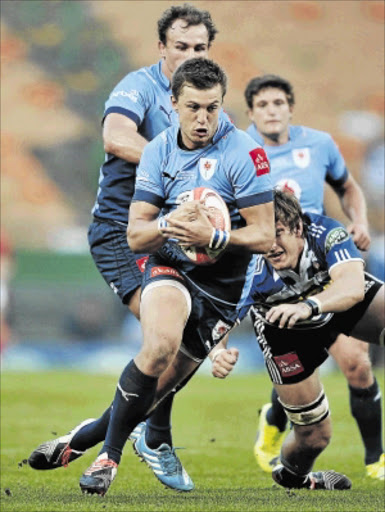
[225, 125, 263, 152]
[306, 213, 349, 250]
[143, 125, 177, 156]
[290, 125, 334, 146]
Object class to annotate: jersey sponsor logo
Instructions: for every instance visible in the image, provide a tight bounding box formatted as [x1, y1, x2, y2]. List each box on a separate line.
[325, 227, 350, 252]
[199, 158, 217, 180]
[273, 352, 304, 377]
[292, 148, 310, 168]
[249, 148, 270, 176]
[211, 320, 232, 341]
[276, 178, 302, 200]
[136, 256, 149, 273]
[110, 89, 139, 102]
[150, 266, 183, 279]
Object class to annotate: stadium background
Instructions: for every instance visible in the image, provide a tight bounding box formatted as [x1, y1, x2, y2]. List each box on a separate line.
[1, 0, 384, 373]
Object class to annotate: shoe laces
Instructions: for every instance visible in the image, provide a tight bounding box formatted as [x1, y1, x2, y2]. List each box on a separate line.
[157, 446, 182, 475]
[85, 458, 117, 475]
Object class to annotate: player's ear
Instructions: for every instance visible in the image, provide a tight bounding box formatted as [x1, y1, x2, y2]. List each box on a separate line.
[158, 41, 166, 59]
[295, 220, 303, 237]
[171, 96, 178, 111]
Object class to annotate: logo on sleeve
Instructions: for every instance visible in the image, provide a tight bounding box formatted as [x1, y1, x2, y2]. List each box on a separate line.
[292, 148, 310, 168]
[325, 227, 350, 252]
[199, 158, 217, 180]
[249, 148, 270, 176]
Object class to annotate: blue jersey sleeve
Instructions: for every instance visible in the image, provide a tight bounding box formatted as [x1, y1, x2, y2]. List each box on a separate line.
[133, 134, 165, 208]
[104, 71, 150, 127]
[318, 217, 364, 273]
[324, 135, 349, 190]
[227, 130, 273, 209]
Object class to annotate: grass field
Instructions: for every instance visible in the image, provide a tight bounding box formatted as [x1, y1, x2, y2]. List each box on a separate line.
[1, 370, 384, 512]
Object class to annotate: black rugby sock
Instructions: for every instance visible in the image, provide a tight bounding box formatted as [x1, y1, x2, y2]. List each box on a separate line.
[266, 388, 289, 432]
[70, 406, 111, 451]
[145, 363, 201, 449]
[349, 378, 383, 464]
[101, 360, 158, 464]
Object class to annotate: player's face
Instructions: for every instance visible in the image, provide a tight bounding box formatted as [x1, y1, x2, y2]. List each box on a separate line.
[159, 20, 210, 81]
[248, 87, 293, 145]
[172, 83, 223, 150]
[265, 221, 304, 271]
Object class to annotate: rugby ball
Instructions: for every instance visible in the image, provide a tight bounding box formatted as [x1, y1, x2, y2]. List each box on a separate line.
[179, 187, 231, 265]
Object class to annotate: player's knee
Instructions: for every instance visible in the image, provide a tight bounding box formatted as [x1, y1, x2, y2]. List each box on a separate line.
[343, 354, 373, 387]
[140, 340, 179, 374]
[293, 419, 331, 453]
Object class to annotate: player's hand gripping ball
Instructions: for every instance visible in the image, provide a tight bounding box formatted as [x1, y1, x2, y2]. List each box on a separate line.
[180, 187, 231, 265]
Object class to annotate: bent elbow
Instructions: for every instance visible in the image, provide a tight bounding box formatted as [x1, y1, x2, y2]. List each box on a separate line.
[103, 138, 115, 155]
[126, 227, 140, 253]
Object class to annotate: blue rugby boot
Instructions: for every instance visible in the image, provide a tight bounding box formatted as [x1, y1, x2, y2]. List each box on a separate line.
[133, 429, 194, 492]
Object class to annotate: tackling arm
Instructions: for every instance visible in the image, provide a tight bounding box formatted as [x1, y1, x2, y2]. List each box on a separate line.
[265, 261, 365, 329]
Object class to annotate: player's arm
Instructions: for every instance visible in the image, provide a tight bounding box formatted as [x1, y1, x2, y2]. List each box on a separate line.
[229, 202, 275, 254]
[127, 201, 164, 253]
[266, 261, 365, 329]
[163, 201, 275, 254]
[336, 174, 370, 251]
[103, 113, 148, 164]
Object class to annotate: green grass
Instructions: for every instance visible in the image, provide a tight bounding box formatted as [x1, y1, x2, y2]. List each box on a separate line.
[1, 370, 384, 511]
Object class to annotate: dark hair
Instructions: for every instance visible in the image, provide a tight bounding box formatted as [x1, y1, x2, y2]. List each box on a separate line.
[172, 58, 227, 100]
[244, 74, 295, 109]
[158, 3, 218, 47]
[274, 189, 308, 236]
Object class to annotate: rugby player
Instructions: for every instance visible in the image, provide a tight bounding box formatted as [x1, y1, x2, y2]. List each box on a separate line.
[238, 189, 384, 490]
[76, 57, 274, 495]
[244, 74, 384, 480]
[28, 4, 226, 492]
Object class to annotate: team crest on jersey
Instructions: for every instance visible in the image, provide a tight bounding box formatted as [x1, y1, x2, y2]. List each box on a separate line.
[199, 158, 217, 180]
[292, 148, 310, 169]
[276, 178, 302, 200]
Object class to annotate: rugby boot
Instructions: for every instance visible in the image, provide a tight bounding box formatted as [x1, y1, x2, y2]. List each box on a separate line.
[366, 453, 385, 480]
[272, 464, 352, 490]
[254, 403, 286, 472]
[79, 452, 118, 496]
[133, 429, 194, 491]
[28, 418, 95, 470]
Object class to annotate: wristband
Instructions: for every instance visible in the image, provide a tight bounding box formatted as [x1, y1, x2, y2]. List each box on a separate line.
[208, 228, 230, 251]
[157, 214, 170, 234]
[303, 297, 322, 316]
[211, 348, 227, 363]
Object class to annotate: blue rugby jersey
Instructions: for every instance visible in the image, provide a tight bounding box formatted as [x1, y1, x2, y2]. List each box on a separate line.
[133, 118, 274, 304]
[92, 60, 178, 224]
[239, 212, 364, 328]
[92, 60, 231, 225]
[246, 124, 349, 214]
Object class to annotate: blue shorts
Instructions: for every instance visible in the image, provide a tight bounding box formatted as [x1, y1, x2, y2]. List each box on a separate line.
[142, 253, 239, 361]
[88, 220, 148, 305]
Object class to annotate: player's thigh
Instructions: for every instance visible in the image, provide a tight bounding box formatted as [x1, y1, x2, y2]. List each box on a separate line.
[328, 334, 371, 373]
[88, 220, 146, 313]
[140, 281, 190, 353]
[350, 284, 385, 344]
[274, 370, 323, 407]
